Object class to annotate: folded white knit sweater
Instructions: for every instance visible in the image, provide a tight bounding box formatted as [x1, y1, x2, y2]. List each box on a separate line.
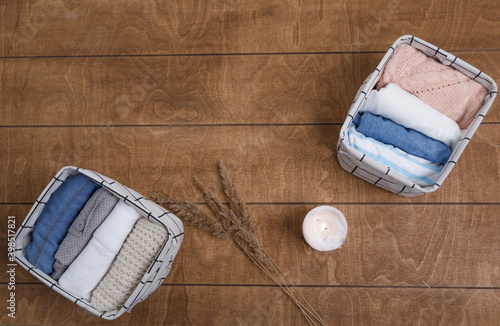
[58, 200, 141, 300]
[90, 218, 168, 312]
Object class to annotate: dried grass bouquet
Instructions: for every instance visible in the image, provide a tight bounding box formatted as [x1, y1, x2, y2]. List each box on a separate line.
[150, 162, 325, 326]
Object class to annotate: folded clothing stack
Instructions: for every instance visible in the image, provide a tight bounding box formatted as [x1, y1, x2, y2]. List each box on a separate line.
[26, 173, 100, 274]
[58, 200, 141, 301]
[347, 44, 488, 186]
[377, 44, 487, 129]
[91, 218, 168, 311]
[25, 173, 167, 313]
[52, 187, 119, 280]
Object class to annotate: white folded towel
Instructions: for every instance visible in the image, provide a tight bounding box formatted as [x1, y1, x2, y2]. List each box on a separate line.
[58, 200, 141, 300]
[361, 83, 462, 149]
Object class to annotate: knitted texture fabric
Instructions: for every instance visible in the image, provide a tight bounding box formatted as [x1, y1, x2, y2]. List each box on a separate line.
[90, 218, 167, 312]
[376, 44, 487, 129]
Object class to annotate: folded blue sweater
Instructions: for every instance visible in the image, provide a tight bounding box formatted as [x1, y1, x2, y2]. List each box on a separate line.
[355, 112, 452, 164]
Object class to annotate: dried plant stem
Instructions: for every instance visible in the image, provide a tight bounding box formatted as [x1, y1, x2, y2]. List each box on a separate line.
[218, 161, 257, 234]
[232, 238, 323, 326]
[244, 243, 323, 326]
[193, 176, 271, 267]
[148, 192, 228, 239]
[262, 248, 325, 325]
[150, 162, 325, 326]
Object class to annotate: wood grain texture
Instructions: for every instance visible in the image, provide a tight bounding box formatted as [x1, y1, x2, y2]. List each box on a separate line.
[0, 1, 21, 57]
[2, 0, 500, 324]
[2, 0, 500, 57]
[1, 52, 499, 126]
[2, 204, 500, 287]
[0, 54, 374, 126]
[1, 126, 499, 204]
[1, 284, 499, 325]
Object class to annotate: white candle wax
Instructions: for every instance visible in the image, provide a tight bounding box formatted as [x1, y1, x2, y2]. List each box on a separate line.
[302, 206, 348, 251]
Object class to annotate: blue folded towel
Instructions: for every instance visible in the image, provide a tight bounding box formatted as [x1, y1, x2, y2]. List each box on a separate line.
[355, 112, 451, 164]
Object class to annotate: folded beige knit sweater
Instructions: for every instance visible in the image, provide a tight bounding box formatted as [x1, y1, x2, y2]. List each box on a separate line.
[90, 218, 167, 312]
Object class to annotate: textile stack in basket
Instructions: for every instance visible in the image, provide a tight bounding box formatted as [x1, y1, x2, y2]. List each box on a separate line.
[24, 172, 167, 313]
[337, 36, 497, 196]
[347, 44, 487, 187]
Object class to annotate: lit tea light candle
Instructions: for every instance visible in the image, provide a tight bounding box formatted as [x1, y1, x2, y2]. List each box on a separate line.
[302, 206, 348, 251]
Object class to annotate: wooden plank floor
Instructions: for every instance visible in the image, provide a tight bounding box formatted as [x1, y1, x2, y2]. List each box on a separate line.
[1, 1, 499, 325]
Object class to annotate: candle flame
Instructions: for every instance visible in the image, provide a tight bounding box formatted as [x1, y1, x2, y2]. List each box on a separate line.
[321, 223, 328, 231]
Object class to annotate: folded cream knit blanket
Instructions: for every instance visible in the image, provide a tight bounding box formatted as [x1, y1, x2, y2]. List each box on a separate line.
[90, 218, 167, 312]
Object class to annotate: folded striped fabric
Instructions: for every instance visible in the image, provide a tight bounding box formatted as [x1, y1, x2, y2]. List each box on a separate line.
[346, 125, 444, 186]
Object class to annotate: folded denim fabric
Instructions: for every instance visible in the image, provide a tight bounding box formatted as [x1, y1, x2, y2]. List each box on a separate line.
[58, 200, 141, 300]
[347, 125, 443, 186]
[361, 83, 462, 149]
[25, 173, 100, 274]
[355, 112, 452, 164]
[90, 218, 168, 312]
[51, 188, 119, 280]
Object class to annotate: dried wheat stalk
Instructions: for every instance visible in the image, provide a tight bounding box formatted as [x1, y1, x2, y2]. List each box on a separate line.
[149, 192, 228, 239]
[149, 162, 325, 326]
[218, 162, 257, 234]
